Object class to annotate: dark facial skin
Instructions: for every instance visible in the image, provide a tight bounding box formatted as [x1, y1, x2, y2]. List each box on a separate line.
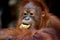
[19, 2, 42, 29]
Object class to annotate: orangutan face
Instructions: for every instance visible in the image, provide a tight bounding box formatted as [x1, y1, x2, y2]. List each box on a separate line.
[19, 2, 42, 29]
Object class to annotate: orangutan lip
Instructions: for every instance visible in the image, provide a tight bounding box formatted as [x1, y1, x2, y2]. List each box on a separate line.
[22, 23, 29, 25]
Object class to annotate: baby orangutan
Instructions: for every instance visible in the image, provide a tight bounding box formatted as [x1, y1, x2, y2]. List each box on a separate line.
[0, 0, 60, 40]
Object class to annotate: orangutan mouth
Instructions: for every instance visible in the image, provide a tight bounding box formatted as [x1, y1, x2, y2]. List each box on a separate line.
[19, 23, 31, 29]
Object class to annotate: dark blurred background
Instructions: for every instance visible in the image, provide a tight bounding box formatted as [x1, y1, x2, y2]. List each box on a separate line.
[0, 0, 60, 28]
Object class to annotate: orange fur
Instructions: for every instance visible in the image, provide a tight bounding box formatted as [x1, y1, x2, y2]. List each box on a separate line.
[0, 0, 60, 40]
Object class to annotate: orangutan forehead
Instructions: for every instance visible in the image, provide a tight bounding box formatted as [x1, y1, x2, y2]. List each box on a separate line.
[24, 9, 30, 13]
[24, 8, 35, 13]
[24, 2, 36, 9]
[24, 2, 42, 12]
[24, 2, 41, 9]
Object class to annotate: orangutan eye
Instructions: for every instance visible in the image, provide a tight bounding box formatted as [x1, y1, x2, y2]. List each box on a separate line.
[30, 13, 34, 15]
[24, 13, 27, 15]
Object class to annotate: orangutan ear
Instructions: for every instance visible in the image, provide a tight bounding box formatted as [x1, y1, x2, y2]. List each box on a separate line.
[42, 11, 45, 17]
[9, 0, 17, 6]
